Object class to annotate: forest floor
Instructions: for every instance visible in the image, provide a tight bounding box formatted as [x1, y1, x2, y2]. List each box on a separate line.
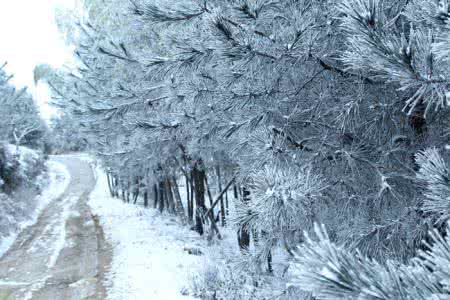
[0, 155, 110, 300]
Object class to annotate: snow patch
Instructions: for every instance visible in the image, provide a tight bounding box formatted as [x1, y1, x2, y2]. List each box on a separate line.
[89, 165, 201, 300]
[22, 275, 51, 300]
[0, 160, 70, 258]
[0, 280, 30, 286]
[33, 161, 71, 223]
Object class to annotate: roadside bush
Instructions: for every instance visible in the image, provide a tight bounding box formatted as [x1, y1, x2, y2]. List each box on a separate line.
[0, 144, 46, 193]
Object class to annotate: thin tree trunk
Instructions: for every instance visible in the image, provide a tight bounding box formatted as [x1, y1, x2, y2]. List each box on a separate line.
[207, 210, 222, 240]
[121, 180, 126, 202]
[238, 187, 251, 251]
[166, 179, 176, 214]
[143, 175, 149, 208]
[106, 172, 114, 197]
[172, 177, 186, 221]
[132, 177, 139, 204]
[204, 175, 223, 238]
[189, 172, 195, 222]
[202, 178, 235, 220]
[225, 183, 229, 216]
[204, 175, 214, 207]
[113, 175, 119, 198]
[133, 187, 140, 204]
[158, 181, 165, 213]
[200, 179, 235, 240]
[267, 251, 273, 273]
[126, 180, 131, 203]
[153, 183, 158, 209]
[185, 173, 192, 222]
[144, 190, 148, 207]
[165, 180, 172, 212]
[409, 100, 427, 138]
[216, 166, 226, 226]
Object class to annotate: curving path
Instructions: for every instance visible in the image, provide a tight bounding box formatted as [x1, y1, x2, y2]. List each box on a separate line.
[0, 156, 111, 300]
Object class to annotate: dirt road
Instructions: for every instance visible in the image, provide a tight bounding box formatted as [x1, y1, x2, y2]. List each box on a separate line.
[0, 156, 110, 300]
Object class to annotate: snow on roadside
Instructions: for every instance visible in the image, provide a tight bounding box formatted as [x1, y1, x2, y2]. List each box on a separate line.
[0, 160, 70, 258]
[89, 166, 203, 300]
[33, 160, 71, 224]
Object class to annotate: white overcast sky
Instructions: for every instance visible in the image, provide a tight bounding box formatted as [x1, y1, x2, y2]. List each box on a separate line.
[0, 0, 76, 120]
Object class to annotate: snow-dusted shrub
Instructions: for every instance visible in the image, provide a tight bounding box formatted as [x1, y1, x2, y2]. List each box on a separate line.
[190, 261, 270, 300]
[0, 188, 42, 238]
[190, 254, 310, 300]
[190, 259, 222, 299]
[0, 144, 46, 193]
[0, 145, 47, 253]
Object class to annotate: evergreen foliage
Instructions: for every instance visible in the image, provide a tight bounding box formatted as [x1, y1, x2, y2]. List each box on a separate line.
[46, 0, 450, 298]
[291, 223, 450, 300]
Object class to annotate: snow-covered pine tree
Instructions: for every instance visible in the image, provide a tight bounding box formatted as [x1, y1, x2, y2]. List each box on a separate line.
[0, 63, 47, 149]
[47, 0, 450, 297]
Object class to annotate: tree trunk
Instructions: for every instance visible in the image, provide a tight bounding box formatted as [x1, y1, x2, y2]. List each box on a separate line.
[202, 178, 235, 221]
[204, 175, 223, 239]
[409, 100, 427, 138]
[106, 172, 114, 197]
[216, 166, 226, 226]
[193, 163, 206, 235]
[238, 187, 251, 250]
[225, 183, 229, 216]
[165, 179, 176, 214]
[158, 181, 165, 213]
[189, 172, 195, 222]
[409, 101, 428, 171]
[185, 174, 192, 222]
[172, 177, 186, 221]
[267, 251, 273, 273]
[133, 177, 140, 204]
[153, 183, 158, 209]
[121, 180, 126, 202]
[126, 180, 131, 203]
[144, 190, 148, 207]
[113, 175, 119, 198]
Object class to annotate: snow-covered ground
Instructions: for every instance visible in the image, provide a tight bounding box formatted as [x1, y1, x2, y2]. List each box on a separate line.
[89, 165, 205, 300]
[0, 158, 70, 258]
